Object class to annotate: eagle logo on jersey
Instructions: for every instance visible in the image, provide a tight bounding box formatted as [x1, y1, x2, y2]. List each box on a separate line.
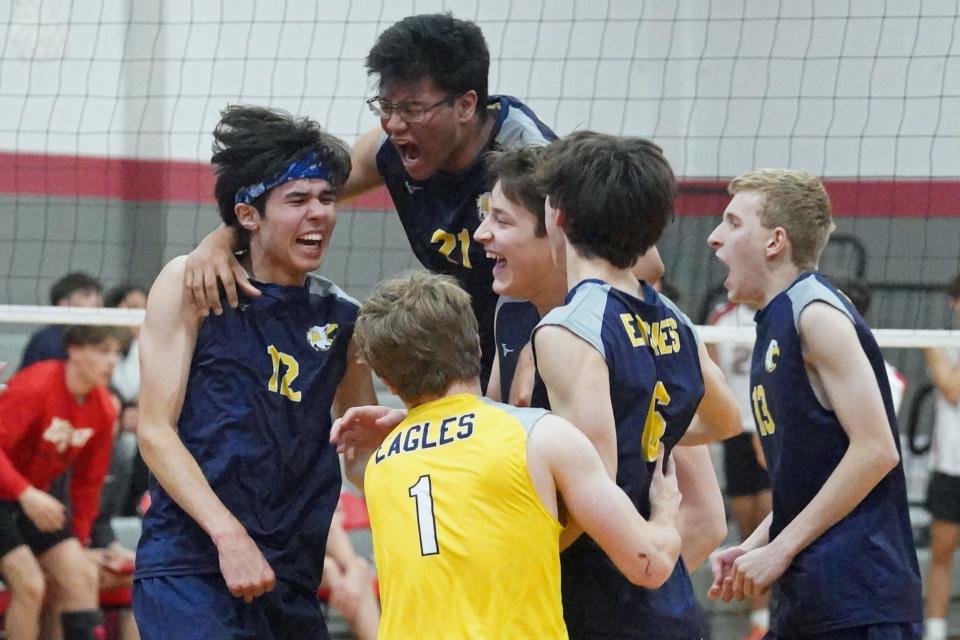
[764, 339, 780, 372]
[307, 324, 338, 351]
[476, 191, 491, 221]
[42, 417, 94, 454]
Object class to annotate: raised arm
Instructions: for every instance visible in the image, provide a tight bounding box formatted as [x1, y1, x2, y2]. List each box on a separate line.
[341, 127, 387, 202]
[679, 340, 742, 445]
[138, 256, 275, 603]
[528, 415, 682, 588]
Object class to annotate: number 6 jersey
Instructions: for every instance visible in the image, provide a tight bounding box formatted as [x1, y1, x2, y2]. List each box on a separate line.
[534, 278, 705, 640]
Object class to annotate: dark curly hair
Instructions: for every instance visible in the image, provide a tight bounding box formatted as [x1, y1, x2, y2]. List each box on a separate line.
[211, 105, 351, 241]
[366, 13, 490, 110]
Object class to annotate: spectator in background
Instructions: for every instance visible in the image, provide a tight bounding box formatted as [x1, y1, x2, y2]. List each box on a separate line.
[44, 388, 141, 640]
[0, 325, 122, 640]
[20, 273, 103, 371]
[104, 285, 147, 403]
[922, 274, 960, 640]
[707, 301, 771, 640]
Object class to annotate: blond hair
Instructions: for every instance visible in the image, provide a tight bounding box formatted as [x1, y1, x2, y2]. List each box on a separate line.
[354, 271, 480, 402]
[728, 169, 835, 269]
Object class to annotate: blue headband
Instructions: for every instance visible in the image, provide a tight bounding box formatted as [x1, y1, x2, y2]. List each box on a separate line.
[234, 152, 331, 205]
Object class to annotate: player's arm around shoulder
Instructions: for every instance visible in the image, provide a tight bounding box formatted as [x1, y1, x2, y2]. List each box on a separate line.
[528, 414, 681, 588]
[533, 325, 617, 476]
[679, 340, 742, 445]
[340, 127, 386, 203]
[332, 335, 379, 491]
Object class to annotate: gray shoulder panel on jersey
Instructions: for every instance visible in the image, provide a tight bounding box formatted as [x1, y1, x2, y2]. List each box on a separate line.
[495, 107, 552, 150]
[495, 295, 528, 314]
[536, 282, 608, 358]
[307, 275, 360, 308]
[480, 397, 549, 436]
[658, 292, 702, 347]
[376, 130, 389, 152]
[787, 274, 853, 330]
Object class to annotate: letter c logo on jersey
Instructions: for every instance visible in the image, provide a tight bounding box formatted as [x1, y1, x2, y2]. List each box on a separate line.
[764, 339, 780, 372]
[476, 191, 491, 221]
[307, 324, 338, 351]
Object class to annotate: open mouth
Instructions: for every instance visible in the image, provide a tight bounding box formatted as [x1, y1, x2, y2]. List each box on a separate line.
[297, 232, 324, 247]
[396, 141, 421, 164]
[486, 251, 506, 273]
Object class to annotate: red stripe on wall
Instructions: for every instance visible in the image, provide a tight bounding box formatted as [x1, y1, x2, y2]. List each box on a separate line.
[0, 152, 957, 217]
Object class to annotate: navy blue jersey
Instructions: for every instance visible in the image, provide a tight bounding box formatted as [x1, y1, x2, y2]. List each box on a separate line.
[751, 272, 922, 635]
[135, 276, 357, 591]
[494, 297, 549, 408]
[377, 96, 555, 384]
[535, 279, 705, 639]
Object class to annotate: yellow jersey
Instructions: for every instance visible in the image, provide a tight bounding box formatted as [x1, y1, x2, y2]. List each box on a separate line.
[364, 393, 566, 639]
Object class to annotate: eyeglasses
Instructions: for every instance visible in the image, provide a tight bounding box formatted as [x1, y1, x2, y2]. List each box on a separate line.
[366, 94, 456, 123]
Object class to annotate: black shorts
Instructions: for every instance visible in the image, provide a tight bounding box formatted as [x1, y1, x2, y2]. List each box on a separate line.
[723, 432, 770, 497]
[926, 471, 960, 524]
[0, 500, 74, 558]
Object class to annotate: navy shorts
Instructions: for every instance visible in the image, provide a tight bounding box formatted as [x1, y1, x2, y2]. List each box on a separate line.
[134, 573, 329, 640]
[764, 622, 922, 640]
[723, 432, 770, 497]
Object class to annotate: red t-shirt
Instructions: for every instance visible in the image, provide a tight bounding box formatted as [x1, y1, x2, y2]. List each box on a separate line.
[0, 360, 117, 544]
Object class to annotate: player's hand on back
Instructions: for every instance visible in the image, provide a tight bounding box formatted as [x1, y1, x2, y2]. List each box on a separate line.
[18, 486, 66, 532]
[214, 526, 276, 603]
[648, 445, 681, 526]
[184, 225, 260, 316]
[331, 405, 407, 460]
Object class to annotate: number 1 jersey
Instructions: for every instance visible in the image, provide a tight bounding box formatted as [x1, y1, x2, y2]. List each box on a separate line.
[364, 394, 566, 640]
